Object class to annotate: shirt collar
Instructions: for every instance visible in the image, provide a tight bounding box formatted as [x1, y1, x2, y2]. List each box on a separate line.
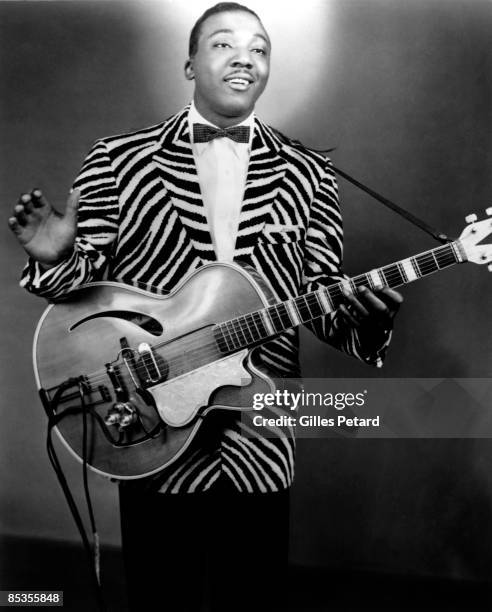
[188, 101, 254, 156]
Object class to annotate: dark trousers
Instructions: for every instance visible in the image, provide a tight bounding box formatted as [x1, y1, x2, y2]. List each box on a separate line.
[119, 479, 290, 612]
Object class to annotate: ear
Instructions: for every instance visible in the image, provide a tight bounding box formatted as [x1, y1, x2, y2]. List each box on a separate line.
[184, 59, 194, 80]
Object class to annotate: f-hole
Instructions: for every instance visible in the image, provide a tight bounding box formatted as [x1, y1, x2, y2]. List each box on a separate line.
[69, 310, 163, 336]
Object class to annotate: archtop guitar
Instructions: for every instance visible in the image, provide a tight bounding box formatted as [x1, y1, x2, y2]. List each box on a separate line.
[33, 213, 492, 479]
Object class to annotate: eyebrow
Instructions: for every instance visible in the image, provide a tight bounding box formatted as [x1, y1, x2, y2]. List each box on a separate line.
[207, 28, 270, 46]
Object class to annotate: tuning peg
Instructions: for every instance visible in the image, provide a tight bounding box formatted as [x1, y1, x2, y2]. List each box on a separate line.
[465, 214, 478, 224]
[486, 207, 492, 216]
[488, 264, 492, 272]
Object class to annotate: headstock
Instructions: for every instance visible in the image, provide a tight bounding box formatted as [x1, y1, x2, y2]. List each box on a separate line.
[459, 209, 492, 268]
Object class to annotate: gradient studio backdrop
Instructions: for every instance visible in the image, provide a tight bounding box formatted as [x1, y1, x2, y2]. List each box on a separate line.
[1, 0, 492, 581]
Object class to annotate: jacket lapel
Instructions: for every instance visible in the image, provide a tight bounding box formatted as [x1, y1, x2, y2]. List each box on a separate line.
[152, 108, 288, 264]
[152, 106, 216, 262]
[233, 117, 288, 260]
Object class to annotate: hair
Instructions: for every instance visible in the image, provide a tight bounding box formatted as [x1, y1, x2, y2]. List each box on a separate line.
[188, 2, 262, 57]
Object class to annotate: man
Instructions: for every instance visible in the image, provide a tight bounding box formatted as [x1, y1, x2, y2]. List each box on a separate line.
[9, 3, 402, 610]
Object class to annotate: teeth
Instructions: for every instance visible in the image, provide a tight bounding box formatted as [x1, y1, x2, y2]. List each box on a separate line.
[229, 78, 248, 85]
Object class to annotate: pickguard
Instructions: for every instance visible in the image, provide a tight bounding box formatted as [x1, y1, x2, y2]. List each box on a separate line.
[147, 350, 252, 427]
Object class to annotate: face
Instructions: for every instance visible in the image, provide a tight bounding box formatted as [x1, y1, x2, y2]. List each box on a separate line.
[185, 10, 271, 127]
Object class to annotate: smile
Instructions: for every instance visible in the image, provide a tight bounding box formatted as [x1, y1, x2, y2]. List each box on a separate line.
[224, 74, 254, 91]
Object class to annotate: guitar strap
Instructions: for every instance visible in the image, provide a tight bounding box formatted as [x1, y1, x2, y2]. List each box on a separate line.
[331, 164, 454, 244]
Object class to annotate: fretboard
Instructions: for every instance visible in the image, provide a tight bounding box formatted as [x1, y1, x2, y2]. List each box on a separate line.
[214, 240, 465, 354]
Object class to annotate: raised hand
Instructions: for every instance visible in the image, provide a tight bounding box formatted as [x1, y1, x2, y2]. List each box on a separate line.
[8, 189, 80, 268]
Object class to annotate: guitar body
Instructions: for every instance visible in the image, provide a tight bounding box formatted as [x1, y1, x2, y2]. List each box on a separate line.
[34, 262, 276, 479]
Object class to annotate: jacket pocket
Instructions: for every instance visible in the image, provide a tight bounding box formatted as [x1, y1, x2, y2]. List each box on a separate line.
[259, 223, 305, 244]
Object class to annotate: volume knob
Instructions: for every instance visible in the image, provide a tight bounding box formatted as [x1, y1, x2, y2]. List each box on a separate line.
[465, 214, 478, 224]
[104, 407, 121, 426]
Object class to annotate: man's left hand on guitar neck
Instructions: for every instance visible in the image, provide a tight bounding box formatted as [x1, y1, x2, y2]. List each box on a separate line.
[339, 286, 403, 348]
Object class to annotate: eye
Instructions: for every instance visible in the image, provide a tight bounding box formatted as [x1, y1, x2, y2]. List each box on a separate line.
[213, 42, 231, 49]
[252, 48, 267, 56]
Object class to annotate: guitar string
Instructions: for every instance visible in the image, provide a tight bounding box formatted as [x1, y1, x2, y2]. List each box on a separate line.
[79, 246, 459, 387]
[147, 242, 457, 354]
[78, 246, 459, 386]
[79, 273, 454, 389]
[74, 247, 459, 389]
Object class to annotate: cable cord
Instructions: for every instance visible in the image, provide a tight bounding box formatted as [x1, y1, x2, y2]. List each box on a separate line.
[80, 382, 101, 584]
[46, 386, 106, 612]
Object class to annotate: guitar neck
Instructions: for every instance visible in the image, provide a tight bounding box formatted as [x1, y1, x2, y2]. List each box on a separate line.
[215, 239, 466, 353]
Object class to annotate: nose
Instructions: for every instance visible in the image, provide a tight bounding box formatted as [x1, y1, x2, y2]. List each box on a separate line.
[230, 48, 253, 69]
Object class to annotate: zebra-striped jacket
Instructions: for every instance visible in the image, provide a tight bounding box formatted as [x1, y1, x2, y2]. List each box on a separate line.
[21, 105, 389, 493]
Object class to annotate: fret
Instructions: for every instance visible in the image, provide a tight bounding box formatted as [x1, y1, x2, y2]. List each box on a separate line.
[397, 261, 406, 285]
[401, 258, 418, 282]
[235, 319, 251, 346]
[268, 303, 291, 332]
[277, 302, 295, 328]
[309, 294, 324, 318]
[352, 275, 368, 291]
[381, 263, 405, 288]
[435, 245, 458, 268]
[285, 300, 301, 325]
[307, 293, 325, 318]
[251, 311, 269, 339]
[327, 283, 344, 309]
[368, 269, 383, 290]
[340, 279, 352, 295]
[326, 285, 340, 309]
[247, 312, 261, 341]
[259, 309, 276, 336]
[312, 292, 327, 317]
[410, 256, 421, 278]
[239, 316, 255, 345]
[415, 252, 438, 276]
[294, 295, 316, 321]
[317, 289, 333, 314]
[267, 305, 282, 332]
[227, 320, 243, 348]
[218, 323, 235, 352]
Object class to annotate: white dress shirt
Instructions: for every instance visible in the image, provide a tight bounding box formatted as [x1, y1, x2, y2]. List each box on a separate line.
[188, 102, 254, 262]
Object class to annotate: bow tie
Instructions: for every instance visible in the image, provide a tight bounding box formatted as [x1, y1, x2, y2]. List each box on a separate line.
[193, 123, 250, 144]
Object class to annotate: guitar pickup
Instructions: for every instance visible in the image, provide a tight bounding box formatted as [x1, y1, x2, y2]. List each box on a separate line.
[137, 342, 164, 384]
[119, 337, 144, 389]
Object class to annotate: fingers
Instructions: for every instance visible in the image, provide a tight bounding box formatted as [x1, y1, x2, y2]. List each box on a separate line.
[31, 188, 50, 208]
[12, 200, 29, 226]
[371, 288, 403, 320]
[338, 303, 361, 327]
[9, 188, 80, 239]
[8, 215, 22, 235]
[340, 286, 403, 329]
[360, 286, 402, 316]
[11, 190, 45, 220]
[339, 290, 369, 328]
[8, 189, 51, 238]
